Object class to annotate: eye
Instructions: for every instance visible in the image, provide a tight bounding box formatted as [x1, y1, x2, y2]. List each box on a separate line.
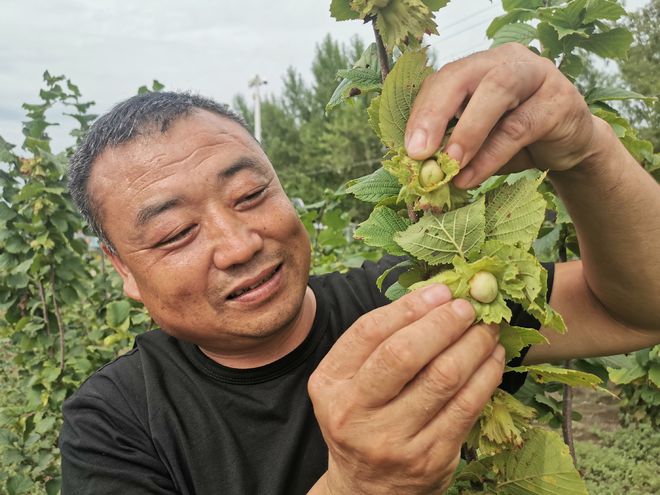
[239, 187, 267, 206]
[156, 225, 195, 247]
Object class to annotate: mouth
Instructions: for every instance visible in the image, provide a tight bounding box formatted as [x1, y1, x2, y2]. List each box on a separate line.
[227, 263, 283, 300]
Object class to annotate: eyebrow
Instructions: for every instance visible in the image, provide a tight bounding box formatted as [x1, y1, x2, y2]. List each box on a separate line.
[136, 198, 182, 227]
[134, 156, 264, 227]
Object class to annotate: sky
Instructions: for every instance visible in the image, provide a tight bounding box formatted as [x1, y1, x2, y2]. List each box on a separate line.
[0, 0, 649, 152]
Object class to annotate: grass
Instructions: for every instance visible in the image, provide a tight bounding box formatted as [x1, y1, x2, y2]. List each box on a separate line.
[575, 423, 660, 495]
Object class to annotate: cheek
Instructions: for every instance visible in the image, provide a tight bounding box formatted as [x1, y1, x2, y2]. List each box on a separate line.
[135, 256, 207, 312]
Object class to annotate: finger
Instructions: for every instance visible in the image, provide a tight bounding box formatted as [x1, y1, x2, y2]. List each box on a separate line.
[452, 94, 552, 189]
[443, 60, 546, 169]
[405, 44, 530, 160]
[352, 299, 476, 406]
[414, 344, 505, 455]
[382, 322, 500, 432]
[314, 284, 452, 381]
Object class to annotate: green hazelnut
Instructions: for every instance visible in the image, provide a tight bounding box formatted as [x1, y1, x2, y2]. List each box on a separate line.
[469, 271, 499, 304]
[419, 159, 445, 188]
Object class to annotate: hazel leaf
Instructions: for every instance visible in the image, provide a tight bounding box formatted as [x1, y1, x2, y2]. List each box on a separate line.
[379, 49, 433, 148]
[354, 206, 411, 255]
[394, 196, 485, 265]
[484, 175, 546, 250]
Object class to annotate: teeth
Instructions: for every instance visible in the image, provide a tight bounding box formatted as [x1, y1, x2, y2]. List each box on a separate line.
[229, 269, 277, 299]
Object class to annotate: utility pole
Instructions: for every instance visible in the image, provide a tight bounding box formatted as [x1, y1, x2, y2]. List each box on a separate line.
[248, 75, 268, 142]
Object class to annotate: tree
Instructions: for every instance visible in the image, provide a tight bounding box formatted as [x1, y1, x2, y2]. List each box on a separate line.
[619, 0, 660, 148]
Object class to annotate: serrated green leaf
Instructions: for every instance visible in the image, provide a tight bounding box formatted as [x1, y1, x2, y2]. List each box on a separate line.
[385, 280, 409, 300]
[491, 23, 538, 48]
[478, 241, 544, 304]
[374, 0, 438, 52]
[607, 362, 646, 384]
[354, 206, 411, 255]
[330, 0, 360, 20]
[327, 44, 382, 112]
[422, 0, 450, 11]
[485, 428, 588, 494]
[499, 322, 548, 362]
[533, 224, 561, 262]
[537, 21, 563, 59]
[367, 94, 382, 139]
[585, 86, 656, 104]
[502, 0, 543, 11]
[509, 364, 603, 388]
[584, 0, 626, 24]
[394, 196, 485, 264]
[468, 389, 536, 455]
[376, 259, 413, 289]
[345, 167, 401, 203]
[379, 49, 433, 148]
[484, 176, 546, 250]
[487, 9, 537, 39]
[648, 364, 660, 388]
[577, 27, 633, 58]
[558, 53, 585, 80]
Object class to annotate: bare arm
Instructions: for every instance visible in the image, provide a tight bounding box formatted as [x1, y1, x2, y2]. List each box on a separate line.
[405, 42, 660, 363]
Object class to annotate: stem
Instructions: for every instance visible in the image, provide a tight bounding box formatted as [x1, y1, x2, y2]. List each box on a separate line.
[50, 269, 66, 372]
[562, 359, 578, 465]
[100, 248, 110, 301]
[407, 205, 418, 223]
[557, 223, 577, 464]
[372, 19, 390, 81]
[37, 280, 55, 359]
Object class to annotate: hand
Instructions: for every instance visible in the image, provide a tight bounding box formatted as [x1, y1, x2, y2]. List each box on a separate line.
[405, 42, 599, 189]
[307, 285, 505, 495]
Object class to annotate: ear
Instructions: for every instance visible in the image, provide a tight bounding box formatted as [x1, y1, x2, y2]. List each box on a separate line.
[102, 245, 143, 302]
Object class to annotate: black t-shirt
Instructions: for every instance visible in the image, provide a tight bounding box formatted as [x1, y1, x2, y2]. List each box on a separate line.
[59, 257, 554, 494]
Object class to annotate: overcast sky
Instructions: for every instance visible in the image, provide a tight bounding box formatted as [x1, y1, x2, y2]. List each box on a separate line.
[0, 0, 648, 152]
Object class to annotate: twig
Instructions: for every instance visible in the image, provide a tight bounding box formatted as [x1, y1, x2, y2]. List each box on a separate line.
[558, 223, 577, 465]
[372, 19, 390, 81]
[37, 279, 55, 359]
[50, 269, 66, 372]
[562, 359, 577, 465]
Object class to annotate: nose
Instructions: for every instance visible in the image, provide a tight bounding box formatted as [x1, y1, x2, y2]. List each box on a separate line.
[209, 214, 264, 270]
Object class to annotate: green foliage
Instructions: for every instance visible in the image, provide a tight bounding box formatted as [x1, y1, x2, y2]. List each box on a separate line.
[328, 0, 660, 492]
[606, 345, 660, 426]
[575, 424, 660, 495]
[0, 73, 152, 494]
[297, 192, 383, 276]
[234, 35, 385, 204]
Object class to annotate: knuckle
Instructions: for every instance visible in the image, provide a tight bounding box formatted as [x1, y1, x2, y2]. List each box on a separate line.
[498, 113, 529, 142]
[425, 356, 463, 394]
[501, 41, 529, 58]
[450, 393, 484, 424]
[397, 295, 421, 321]
[352, 313, 381, 343]
[379, 339, 416, 373]
[485, 67, 519, 95]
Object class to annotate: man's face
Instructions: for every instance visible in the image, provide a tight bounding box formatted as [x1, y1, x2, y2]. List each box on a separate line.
[89, 110, 312, 352]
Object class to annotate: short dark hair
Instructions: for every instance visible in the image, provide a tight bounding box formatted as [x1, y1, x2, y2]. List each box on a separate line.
[68, 91, 251, 254]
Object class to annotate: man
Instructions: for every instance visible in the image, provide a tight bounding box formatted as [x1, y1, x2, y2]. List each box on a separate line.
[60, 43, 660, 494]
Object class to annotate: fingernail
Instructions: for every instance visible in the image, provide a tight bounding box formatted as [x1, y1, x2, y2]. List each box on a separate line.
[445, 143, 463, 166]
[451, 299, 475, 321]
[492, 345, 505, 363]
[421, 284, 452, 305]
[455, 168, 474, 188]
[407, 129, 427, 155]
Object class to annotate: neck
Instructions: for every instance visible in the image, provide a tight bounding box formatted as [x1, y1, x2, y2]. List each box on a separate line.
[198, 286, 317, 369]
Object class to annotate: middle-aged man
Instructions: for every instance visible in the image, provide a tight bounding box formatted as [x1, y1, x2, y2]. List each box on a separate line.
[60, 43, 660, 494]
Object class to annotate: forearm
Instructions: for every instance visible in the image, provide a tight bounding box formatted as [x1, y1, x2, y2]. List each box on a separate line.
[549, 116, 660, 330]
